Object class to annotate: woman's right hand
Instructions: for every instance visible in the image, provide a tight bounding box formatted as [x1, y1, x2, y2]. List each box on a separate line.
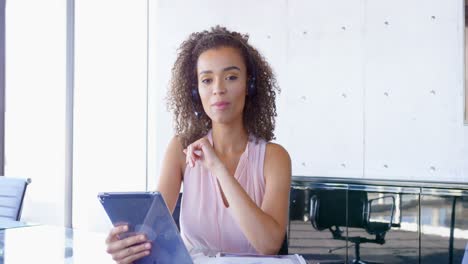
[105, 225, 152, 264]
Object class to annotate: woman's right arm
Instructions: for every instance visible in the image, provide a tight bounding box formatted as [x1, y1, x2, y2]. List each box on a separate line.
[155, 136, 186, 213]
[105, 136, 185, 263]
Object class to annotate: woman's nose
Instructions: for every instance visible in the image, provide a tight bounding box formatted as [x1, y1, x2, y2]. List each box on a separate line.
[212, 79, 226, 95]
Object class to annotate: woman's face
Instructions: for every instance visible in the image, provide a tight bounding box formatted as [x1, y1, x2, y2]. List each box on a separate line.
[196, 46, 247, 125]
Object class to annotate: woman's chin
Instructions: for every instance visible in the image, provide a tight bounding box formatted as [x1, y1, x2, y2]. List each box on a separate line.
[208, 114, 236, 125]
[211, 117, 232, 125]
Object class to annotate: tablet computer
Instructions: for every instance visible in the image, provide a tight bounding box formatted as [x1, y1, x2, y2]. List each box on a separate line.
[98, 191, 193, 264]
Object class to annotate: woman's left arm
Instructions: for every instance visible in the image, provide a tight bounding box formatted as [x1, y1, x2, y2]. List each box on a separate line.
[199, 142, 291, 254]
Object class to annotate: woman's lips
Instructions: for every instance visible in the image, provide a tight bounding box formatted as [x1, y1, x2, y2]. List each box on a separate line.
[212, 101, 230, 110]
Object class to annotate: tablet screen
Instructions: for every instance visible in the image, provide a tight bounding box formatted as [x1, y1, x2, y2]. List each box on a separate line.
[98, 192, 193, 264]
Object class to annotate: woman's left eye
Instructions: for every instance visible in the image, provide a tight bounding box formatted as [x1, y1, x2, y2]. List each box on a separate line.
[226, 75, 238, 81]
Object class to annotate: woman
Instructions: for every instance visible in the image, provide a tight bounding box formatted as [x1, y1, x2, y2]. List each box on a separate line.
[105, 26, 291, 263]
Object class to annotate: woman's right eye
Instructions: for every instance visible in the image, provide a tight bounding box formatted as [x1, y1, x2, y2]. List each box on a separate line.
[201, 79, 212, 84]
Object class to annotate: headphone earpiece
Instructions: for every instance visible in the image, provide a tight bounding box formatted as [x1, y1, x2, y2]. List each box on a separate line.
[191, 87, 200, 103]
[191, 87, 202, 118]
[247, 76, 256, 97]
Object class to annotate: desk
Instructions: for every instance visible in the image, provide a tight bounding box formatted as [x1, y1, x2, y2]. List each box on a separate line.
[0, 226, 307, 264]
[0, 225, 111, 263]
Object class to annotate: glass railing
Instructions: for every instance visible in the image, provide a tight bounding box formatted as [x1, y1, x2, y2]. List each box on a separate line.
[289, 176, 468, 264]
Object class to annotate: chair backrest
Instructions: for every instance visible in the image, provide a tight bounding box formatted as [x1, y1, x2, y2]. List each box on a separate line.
[347, 190, 368, 228]
[172, 192, 183, 230]
[277, 235, 288, 255]
[289, 188, 305, 221]
[310, 189, 368, 230]
[0, 177, 31, 221]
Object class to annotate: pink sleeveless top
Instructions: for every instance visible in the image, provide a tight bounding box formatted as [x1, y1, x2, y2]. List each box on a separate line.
[179, 131, 267, 254]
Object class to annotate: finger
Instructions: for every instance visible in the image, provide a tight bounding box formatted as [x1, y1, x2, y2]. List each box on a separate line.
[112, 242, 151, 261]
[118, 249, 151, 264]
[105, 225, 128, 244]
[190, 146, 198, 161]
[186, 138, 209, 167]
[186, 146, 192, 165]
[199, 139, 213, 153]
[193, 140, 209, 156]
[193, 150, 202, 158]
[188, 145, 192, 157]
[107, 234, 147, 254]
[189, 145, 196, 167]
[193, 151, 202, 164]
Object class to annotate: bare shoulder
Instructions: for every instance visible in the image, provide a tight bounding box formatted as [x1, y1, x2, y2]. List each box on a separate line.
[264, 142, 291, 180]
[265, 142, 291, 165]
[167, 135, 184, 151]
[164, 135, 186, 173]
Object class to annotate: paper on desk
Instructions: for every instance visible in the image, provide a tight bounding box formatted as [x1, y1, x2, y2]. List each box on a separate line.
[192, 254, 306, 264]
[215, 257, 295, 264]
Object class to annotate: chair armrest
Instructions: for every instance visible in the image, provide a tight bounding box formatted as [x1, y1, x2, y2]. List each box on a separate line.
[367, 195, 396, 232]
[310, 195, 320, 230]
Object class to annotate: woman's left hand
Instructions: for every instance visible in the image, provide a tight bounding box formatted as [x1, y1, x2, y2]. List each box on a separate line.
[183, 137, 222, 171]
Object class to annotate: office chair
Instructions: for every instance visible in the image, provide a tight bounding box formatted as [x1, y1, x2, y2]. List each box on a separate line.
[0, 177, 31, 221]
[289, 187, 306, 221]
[172, 192, 183, 230]
[310, 189, 395, 264]
[278, 235, 289, 255]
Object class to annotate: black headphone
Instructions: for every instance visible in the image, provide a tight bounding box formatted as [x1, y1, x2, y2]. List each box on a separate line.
[191, 34, 257, 118]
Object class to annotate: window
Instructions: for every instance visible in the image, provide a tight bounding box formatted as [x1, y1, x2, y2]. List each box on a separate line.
[5, 0, 67, 225]
[465, 1, 468, 124]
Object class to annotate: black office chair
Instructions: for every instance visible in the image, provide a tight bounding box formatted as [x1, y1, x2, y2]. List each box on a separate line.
[0, 177, 31, 221]
[278, 235, 288, 255]
[289, 187, 306, 221]
[310, 189, 395, 264]
[172, 192, 183, 230]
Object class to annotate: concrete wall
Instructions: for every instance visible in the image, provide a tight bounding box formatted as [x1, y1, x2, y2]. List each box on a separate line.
[148, 0, 468, 187]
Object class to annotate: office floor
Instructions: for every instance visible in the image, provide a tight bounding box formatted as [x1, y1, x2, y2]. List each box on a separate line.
[288, 220, 468, 264]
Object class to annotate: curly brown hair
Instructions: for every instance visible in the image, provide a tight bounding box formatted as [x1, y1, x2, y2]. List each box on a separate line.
[167, 26, 280, 148]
